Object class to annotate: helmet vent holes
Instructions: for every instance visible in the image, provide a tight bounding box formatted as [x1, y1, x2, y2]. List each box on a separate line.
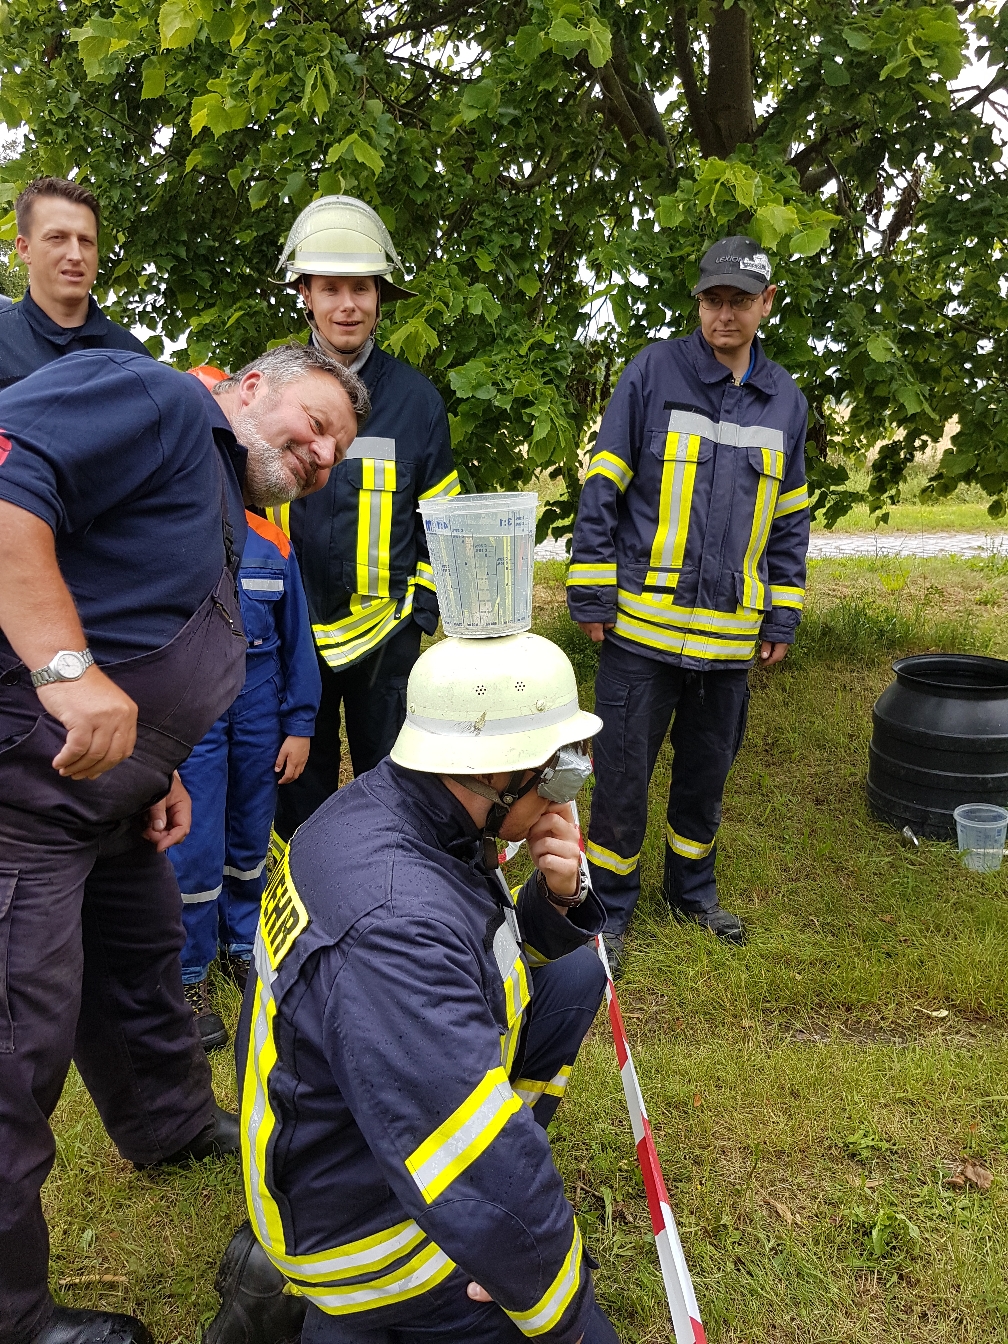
[515, 680, 526, 692]
[475, 684, 486, 695]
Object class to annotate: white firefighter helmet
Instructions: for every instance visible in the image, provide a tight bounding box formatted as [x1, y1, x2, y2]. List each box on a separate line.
[276, 195, 415, 300]
[391, 632, 602, 776]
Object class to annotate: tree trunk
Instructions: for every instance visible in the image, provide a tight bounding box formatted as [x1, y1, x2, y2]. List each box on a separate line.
[673, 3, 756, 158]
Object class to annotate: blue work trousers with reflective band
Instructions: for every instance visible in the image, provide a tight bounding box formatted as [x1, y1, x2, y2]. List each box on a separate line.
[586, 639, 750, 934]
[170, 665, 285, 982]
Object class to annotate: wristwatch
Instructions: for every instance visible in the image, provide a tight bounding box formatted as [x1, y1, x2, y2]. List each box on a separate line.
[30, 648, 95, 688]
[537, 866, 589, 910]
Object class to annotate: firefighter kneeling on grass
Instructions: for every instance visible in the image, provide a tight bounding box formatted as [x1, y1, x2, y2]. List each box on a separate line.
[205, 633, 619, 1344]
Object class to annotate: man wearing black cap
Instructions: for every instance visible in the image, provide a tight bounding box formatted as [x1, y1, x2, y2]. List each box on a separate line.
[567, 236, 810, 972]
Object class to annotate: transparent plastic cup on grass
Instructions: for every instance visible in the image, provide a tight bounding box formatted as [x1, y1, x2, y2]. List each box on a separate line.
[953, 803, 1008, 872]
[419, 492, 537, 638]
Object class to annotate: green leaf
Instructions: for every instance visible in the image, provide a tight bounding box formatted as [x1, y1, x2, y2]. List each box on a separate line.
[518, 273, 540, 297]
[159, 0, 200, 51]
[842, 27, 871, 50]
[548, 17, 585, 47]
[753, 203, 800, 248]
[823, 58, 850, 86]
[140, 56, 166, 100]
[866, 335, 896, 363]
[790, 223, 834, 256]
[248, 180, 273, 210]
[585, 17, 612, 68]
[514, 25, 544, 63]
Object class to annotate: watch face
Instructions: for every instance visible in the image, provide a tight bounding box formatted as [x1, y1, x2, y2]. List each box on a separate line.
[54, 651, 85, 679]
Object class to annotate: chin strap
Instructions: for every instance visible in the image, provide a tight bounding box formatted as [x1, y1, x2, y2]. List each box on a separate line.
[449, 771, 541, 871]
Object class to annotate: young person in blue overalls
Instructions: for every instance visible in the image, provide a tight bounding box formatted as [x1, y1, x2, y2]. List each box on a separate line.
[169, 370, 322, 1051]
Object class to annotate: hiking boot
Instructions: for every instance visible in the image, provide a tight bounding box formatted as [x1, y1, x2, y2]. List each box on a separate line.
[31, 1307, 152, 1344]
[601, 932, 625, 981]
[671, 903, 748, 947]
[204, 1221, 306, 1344]
[184, 976, 229, 1052]
[223, 951, 253, 997]
[138, 1103, 241, 1169]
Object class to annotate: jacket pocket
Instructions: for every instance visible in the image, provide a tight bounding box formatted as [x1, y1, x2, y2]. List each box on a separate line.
[240, 566, 284, 643]
[738, 444, 785, 610]
[342, 457, 415, 598]
[644, 430, 715, 583]
[0, 869, 18, 1052]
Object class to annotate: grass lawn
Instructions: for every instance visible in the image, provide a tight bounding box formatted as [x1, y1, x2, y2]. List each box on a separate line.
[43, 556, 1008, 1343]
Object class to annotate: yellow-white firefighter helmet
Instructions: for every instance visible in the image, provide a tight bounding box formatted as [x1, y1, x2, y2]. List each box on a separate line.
[276, 195, 415, 300]
[391, 632, 602, 776]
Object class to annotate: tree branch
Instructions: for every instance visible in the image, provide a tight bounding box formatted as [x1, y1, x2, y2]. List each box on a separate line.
[954, 68, 1008, 113]
[671, 6, 720, 157]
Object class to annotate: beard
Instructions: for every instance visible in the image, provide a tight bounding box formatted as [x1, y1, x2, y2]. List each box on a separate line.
[234, 402, 317, 506]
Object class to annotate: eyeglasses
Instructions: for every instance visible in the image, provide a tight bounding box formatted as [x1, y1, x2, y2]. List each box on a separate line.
[697, 291, 765, 312]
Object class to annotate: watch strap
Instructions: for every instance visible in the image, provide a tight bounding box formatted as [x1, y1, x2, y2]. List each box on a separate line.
[30, 648, 95, 688]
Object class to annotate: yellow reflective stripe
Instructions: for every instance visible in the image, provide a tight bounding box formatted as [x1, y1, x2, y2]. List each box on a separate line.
[585, 839, 639, 876]
[774, 485, 809, 518]
[267, 1221, 426, 1282]
[643, 569, 679, 591]
[242, 953, 285, 1254]
[414, 560, 437, 592]
[300, 1241, 456, 1314]
[650, 433, 702, 574]
[770, 584, 805, 609]
[502, 954, 530, 1029]
[266, 503, 291, 538]
[405, 1067, 522, 1204]
[741, 467, 780, 609]
[505, 1223, 583, 1336]
[616, 588, 763, 635]
[585, 451, 633, 492]
[613, 610, 758, 662]
[266, 827, 286, 881]
[512, 1066, 572, 1108]
[312, 586, 415, 669]
[355, 459, 396, 596]
[566, 562, 617, 587]
[522, 942, 550, 967]
[757, 446, 785, 478]
[419, 470, 461, 501]
[667, 823, 715, 860]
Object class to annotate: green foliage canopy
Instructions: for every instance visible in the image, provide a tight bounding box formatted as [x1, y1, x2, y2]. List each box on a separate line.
[1, 0, 1006, 528]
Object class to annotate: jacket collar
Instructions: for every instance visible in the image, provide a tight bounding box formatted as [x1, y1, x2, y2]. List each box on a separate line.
[20, 289, 112, 347]
[688, 326, 778, 396]
[376, 758, 483, 863]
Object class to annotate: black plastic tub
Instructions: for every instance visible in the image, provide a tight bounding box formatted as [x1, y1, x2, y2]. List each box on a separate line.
[867, 654, 1008, 839]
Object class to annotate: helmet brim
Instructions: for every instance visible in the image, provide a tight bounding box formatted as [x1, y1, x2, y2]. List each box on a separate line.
[272, 271, 416, 303]
[390, 708, 603, 776]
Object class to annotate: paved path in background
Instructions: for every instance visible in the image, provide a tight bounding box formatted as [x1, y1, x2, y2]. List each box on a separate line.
[534, 531, 1008, 563]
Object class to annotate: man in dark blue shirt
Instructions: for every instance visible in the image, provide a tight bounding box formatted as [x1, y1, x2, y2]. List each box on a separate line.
[0, 177, 148, 392]
[0, 342, 367, 1344]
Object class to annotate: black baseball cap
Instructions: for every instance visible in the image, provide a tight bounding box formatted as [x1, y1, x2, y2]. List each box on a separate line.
[692, 236, 772, 295]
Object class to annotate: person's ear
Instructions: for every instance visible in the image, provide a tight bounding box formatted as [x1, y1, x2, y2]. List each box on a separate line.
[299, 279, 313, 314]
[237, 369, 264, 405]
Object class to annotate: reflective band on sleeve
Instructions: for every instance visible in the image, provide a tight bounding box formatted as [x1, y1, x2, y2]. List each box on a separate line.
[414, 560, 437, 593]
[405, 1067, 522, 1204]
[313, 586, 416, 670]
[419, 470, 462, 501]
[505, 1223, 584, 1336]
[585, 451, 634, 492]
[769, 585, 805, 610]
[512, 1066, 572, 1108]
[181, 883, 223, 904]
[651, 432, 702, 578]
[774, 485, 809, 518]
[585, 839, 640, 876]
[242, 577, 285, 594]
[666, 824, 716, 860]
[566, 562, 617, 587]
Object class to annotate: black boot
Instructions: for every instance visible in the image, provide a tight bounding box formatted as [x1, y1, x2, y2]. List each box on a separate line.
[671, 903, 748, 947]
[204, 1222, 307, 1344]
[222, 951, 253, 997]
[136, 1103, 240, 1169]
[31, 1307, 152, 1344]
[600, 932, 625, 981]
[184, 976, 229, 1052]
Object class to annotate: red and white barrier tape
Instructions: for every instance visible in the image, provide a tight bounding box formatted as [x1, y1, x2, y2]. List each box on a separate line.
[507, 804, 704, 1341]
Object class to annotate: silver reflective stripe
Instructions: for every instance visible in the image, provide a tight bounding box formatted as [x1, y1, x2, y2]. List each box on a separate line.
[290, 251, 392, 269]
[407, 1077, 516, 1197]
[406, 697, 580, 737]
[242, 578, 284, 594]
[265, 1221, 425, 1280]
[492, 915, 521, 980]
[181, 884, 222, 904]
[345, 436, 396, 461]
[224, 859, 267, 881]
[665, 410, 784, 454]
[306, 1246, 455, 1310]
[245, 934, 278, 1247]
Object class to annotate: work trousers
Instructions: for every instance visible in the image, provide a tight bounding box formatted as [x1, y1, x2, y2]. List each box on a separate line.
[586, 638, 750, 934]
[171, 669, 285, 981]
[299, 945, 612, 1344]
[275, 619, 421, 841]
[0, 807, 214, 1344]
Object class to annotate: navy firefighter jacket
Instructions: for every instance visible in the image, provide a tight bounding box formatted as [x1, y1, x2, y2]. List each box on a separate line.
[567, 327, 810, 669]
[0, 290, 148, 390]
[238, 512, 321, 735]
[237, 757, 605, 1343]
[265, 344, 460, 672]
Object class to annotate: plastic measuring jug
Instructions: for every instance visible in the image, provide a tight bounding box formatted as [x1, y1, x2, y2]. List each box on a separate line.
[419, 492, 537, 637]
[953, 803, 1008, 871]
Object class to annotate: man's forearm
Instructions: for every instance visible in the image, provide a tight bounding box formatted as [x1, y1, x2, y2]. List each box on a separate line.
[0, 500, 87, 666]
